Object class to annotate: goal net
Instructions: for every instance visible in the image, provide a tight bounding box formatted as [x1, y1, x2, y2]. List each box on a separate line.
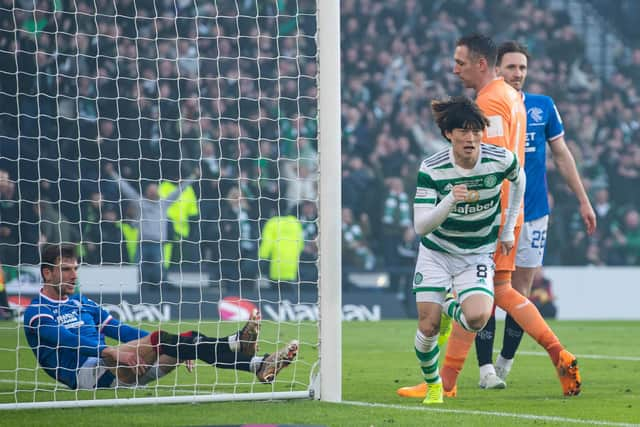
[0, 0, 341, 409]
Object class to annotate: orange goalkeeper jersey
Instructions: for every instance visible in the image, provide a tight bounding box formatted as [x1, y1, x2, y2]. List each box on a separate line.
[476, 77, 526, 226]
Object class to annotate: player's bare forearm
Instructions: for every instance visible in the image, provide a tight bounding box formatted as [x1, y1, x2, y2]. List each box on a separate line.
[550, 137, 597, 234]
[550, 138, 588, 202]
[102, 345, 148, 375]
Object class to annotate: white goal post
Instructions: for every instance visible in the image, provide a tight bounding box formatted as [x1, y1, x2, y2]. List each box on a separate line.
[317, 0, 342, 403]
[0, 0, 340, 409]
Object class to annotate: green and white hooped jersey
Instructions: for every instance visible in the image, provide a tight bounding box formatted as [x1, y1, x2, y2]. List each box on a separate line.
[415, 143, 519, 256]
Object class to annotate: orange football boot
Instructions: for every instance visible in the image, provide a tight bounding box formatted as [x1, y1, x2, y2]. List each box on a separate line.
[556, 349, 581, 396]
[397, 382, 457, 398]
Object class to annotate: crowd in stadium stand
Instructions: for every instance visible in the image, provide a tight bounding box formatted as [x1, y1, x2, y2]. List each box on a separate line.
[0, 0, 639, 291]
[0, 0, 320, 286]
[339, 0, 640, 269]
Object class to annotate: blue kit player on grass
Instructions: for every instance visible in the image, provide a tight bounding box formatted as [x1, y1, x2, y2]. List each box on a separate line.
[24, 243, 297, 389]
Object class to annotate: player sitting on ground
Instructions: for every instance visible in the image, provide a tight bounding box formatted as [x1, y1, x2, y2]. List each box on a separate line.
[409, 96, 525, 404]
[24, 243, 298, 389]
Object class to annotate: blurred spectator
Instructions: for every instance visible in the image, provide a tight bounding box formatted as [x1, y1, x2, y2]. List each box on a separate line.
[158, 172, 201, 272]
[529, 269, 557, 319]
[547, 25, 585, 70]
[342, 156, 377, 219]
[259, 200, 304, 287]
[256, 140, 280, 217]
[105, 163, 198, 287]
[35, 197, 80, 246]
[381, 177, 412, 271]
[282, 160, 317, 211]
[593, 188, 612, 224]
[200, 141, 221, 181]
[115, 202, 139, 265]
[198, 174, 223, 282]
[97, 204, 125, 265]
[394, 226, 419, 301]
[80, 191, 122, 264]
[342, 207, 376, 272]
[0, 170, 19, 266]
[584, 242, 606, 266]
[298, 201, 319, 284]
[342, 106, 371, 157]
[610, 208, 640, 265]
[218, 186, 259, 292]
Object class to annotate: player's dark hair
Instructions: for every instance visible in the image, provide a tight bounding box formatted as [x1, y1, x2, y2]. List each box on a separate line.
[40, 243, 78, 281]
[431, 96, 490, 141]
[497, 40, 531, 65]
[456, 34, 497, 68]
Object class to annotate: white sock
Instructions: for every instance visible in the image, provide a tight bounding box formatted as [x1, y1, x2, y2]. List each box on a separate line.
[496, 354, 514, 372]
[228, 333, 240, 352]
[249, 355, 264, 373]
[479, 363, 496, 379]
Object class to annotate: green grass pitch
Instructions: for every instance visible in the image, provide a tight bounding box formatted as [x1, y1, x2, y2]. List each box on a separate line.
[0, 319, 638, 426]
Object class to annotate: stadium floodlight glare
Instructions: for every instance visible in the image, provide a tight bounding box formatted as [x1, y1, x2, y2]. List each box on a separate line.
[0, 0, 340, 409]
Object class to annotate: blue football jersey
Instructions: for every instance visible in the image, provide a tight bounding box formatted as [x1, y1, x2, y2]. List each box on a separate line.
[523, 93, 565, 221]
[24, 292, 148, 389]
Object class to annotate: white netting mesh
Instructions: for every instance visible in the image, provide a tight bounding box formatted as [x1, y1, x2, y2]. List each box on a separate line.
[0, 0, 319, 406]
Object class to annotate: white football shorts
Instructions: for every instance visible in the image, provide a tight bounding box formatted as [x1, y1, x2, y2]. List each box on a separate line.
[516, 215, 549, 268]
[412, 244, 495, 304]
[76, 357, 116, 389]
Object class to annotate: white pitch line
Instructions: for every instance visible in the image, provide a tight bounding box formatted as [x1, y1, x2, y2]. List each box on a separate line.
[498, 350, 640, 362]
[1, 379, 638, 425]
[342, 401, 640, 427]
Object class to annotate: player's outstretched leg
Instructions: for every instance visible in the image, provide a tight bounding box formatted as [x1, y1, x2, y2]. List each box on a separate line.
[152, 325, 299, 382]
[494, 283, 581, 396]
[151, 311, 261, 365]
[255, 340, 299, 383]
[154, 330, 219, 364]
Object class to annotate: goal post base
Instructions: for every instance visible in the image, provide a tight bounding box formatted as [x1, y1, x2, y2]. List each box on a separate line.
[0, 390, 312, 411]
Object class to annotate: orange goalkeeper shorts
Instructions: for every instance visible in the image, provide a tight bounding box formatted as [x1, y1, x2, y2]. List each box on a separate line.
[493, 225, 522, 272]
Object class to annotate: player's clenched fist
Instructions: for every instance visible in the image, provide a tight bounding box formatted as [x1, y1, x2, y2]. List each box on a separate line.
[451, 184, 468, 201]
